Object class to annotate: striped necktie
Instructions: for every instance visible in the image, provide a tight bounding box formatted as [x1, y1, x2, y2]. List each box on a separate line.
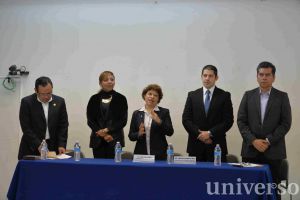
[204, 90, 211, 114]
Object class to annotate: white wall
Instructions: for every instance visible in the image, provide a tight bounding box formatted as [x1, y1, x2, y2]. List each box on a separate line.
[0, 0, 299, 198]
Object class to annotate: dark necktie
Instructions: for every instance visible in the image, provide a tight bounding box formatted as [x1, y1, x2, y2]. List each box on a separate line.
[204, 90, 211, 114]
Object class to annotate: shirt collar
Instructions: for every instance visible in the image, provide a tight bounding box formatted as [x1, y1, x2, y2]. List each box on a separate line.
[259, 88, 272, 95]
[203, 85, 215, 95]
[139, 105, 160, 112]
[37, 96, 53, 104]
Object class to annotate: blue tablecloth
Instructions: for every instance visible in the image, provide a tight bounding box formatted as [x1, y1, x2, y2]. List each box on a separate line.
[7, 158, 276, 200]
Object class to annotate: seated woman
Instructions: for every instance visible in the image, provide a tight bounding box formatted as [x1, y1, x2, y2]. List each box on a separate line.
[128, 84, 174, 160]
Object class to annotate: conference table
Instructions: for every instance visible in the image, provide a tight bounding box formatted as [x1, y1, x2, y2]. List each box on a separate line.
[7, 158, 276, 200]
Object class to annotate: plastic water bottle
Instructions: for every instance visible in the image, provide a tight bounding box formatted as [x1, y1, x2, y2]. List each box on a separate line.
[74, 141, 81, 161]
[214, 144, 222, 166]
[114, 141, 122, 163]
[40, 139, 48, 160]
[167, 143, 174, 164]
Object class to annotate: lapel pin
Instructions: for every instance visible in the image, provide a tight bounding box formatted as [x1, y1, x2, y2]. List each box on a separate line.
[53, 103, 56, 107]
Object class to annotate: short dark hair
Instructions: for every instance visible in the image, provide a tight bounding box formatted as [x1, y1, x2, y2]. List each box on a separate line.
[142, 84, 163, 103]
[202, 65, 218, 76]
[35, 76, 53, 90]
[257, 61, 276, 75]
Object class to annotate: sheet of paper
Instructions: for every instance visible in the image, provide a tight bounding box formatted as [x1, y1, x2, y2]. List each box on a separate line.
[56, 154, 72, 159]
[228, 163, 263, 167]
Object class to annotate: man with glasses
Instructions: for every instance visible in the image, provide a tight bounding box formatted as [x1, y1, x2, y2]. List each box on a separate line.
[18, 76, 69, 160]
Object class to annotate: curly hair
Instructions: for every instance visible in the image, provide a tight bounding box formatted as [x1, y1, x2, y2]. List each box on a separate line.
[142, 84, 163, 103]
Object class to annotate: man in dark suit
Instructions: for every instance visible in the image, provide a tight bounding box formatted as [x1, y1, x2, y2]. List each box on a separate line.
[182, 65, 234, 162]
[237, 62, 291, 198]
[18, 76, 69, 160]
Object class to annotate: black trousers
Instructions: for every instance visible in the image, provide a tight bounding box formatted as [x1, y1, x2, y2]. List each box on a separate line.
[242, 154, 282, 200]
[92, 142, 115, 159]
[154, 153, 167, 161]
[189, 145, 227, 162]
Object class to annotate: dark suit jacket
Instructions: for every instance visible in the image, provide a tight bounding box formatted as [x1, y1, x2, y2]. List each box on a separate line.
[182, 87, 234, 155]
[18, 94, 69, 160]
[87, 90, 128, 148]
[128, 107, 174, 159]
[237, 87, 292, 159]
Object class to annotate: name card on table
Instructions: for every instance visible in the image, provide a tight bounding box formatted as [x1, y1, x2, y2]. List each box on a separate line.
[133, 155, 155, 163]
[174, 156, 196, 165]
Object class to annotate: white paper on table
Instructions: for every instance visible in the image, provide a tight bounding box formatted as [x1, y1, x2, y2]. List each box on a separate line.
[228, 163, 263, 167]
[56, 154, 72, 159]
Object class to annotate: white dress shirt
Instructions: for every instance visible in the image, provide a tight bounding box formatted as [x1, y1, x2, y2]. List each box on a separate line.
[37, 96, 53, 139]
[203, 86, 215, 104]
[139, 105, 160, 155]
[260, 89, 271, 124]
